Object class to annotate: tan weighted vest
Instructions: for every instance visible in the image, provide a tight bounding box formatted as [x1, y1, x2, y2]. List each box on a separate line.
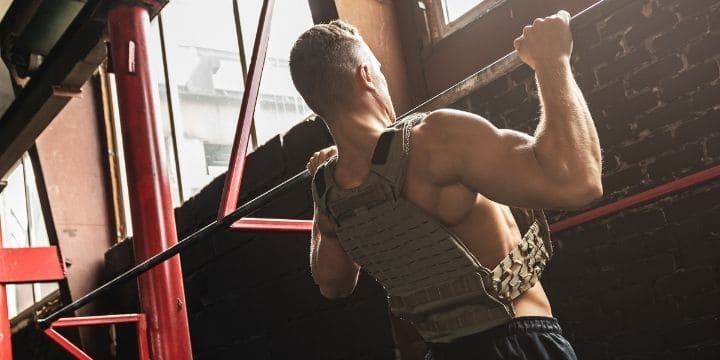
[311, 113, 553, 343]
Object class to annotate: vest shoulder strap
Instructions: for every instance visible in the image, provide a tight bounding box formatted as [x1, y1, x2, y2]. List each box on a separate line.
[310, 155, 337, 217]
[369, 113, 426, 195]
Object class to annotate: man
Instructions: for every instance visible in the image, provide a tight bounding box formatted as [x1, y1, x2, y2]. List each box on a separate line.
[290, 11, 601, 360]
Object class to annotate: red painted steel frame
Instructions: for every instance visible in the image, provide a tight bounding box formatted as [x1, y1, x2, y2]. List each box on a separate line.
[107, 4, 192, 359]
[550, 165, 720, 233]
[0, 246, 65, 283]
[0, 222, 11, 360]
[231, 218, 313, 231]
[216, 0, 312, 232]
[218, 0, 275, 219]
[44, 314, 149, 360]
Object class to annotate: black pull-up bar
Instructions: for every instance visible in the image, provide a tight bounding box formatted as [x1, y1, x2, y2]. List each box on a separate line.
[39, 0, 612, 330]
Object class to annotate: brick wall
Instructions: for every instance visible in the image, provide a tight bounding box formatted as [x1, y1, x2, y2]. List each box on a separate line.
[104, 0, 720, 358]
[449, 0, 720, 358]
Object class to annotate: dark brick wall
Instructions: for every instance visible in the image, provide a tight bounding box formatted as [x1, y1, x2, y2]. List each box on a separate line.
[450, 0, 720, 358]
[103, 0, 720, 358]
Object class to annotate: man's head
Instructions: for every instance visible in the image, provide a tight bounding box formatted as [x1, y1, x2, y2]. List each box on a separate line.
[289, 20, 395, 122]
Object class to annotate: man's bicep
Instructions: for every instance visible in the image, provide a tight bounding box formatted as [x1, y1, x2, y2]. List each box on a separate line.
[427, 110, 565, 209]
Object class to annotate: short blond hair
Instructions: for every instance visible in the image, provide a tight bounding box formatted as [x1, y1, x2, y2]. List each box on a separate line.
[289, 20, 367, 118]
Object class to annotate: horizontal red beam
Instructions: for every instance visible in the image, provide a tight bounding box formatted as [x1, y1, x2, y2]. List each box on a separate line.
[230, 218, 312, 232]
[0, 246, 64, 283]
[550, 165, 720, 233]
[51, 314, 145, 327]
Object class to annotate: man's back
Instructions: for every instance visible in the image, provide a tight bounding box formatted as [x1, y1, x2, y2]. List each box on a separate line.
[330, 110, 553, 318]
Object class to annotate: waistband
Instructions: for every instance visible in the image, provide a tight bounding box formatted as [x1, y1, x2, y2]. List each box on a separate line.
[429, 316, 563, 346]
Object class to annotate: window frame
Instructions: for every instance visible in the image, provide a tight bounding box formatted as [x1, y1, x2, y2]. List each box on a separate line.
[425, 0, 508, 43]
[103, 0, 316, 214]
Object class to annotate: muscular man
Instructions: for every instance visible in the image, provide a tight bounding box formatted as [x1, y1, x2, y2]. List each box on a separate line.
[290, 11, 601, 359]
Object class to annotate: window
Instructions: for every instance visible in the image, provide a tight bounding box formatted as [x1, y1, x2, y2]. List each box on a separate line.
[442, 0, 485, 23]
[0, 154, 59, 319]
[106, 0, 316, 235]
[425, 0, 506, 42]
[238, 1, 314, 144]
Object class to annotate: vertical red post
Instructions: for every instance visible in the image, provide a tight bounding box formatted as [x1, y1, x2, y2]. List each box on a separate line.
[0, 221, 11, 360]
[106, 4, 192, 359]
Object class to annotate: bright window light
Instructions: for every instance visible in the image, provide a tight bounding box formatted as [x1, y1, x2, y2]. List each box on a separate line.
[443, 0, 484, 23]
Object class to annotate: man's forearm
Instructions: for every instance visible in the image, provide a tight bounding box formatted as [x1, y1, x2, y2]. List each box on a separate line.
[533, 60, 602, 189]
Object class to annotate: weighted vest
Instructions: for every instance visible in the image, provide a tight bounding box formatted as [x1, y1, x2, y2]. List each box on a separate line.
[311, 113, 553, 343]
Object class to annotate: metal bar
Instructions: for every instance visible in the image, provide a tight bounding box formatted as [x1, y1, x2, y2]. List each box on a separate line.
[43, 328, 92, 360]
[38, 170, 310, 329]
[0, 246, 65, 283]
[99, 64, 128, 242]
[233, 0, 259, 149]
[0, 221, 12, 360]
[405, 0, 615, 115]
[136, 313, 150, 360]
[51, 314, 145, 327]
[550, 165, 720, 233]
[231, 218, 313, 232]
[106, 4, 192, 359]
[157, 14, 186, 202]
[218, 0, 275, 219]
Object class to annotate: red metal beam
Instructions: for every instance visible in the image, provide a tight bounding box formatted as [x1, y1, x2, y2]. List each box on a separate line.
[0, 247, 65, 283]
[44, 328, 92, 360]
[106, 4, 192, 359]
[44, 314, 149, 360]
[550, 165, 720, 233]
[51, 314, 146, 327]
[230, 218, 313, 232]
[0, 222, 11, 360]
[218, 0, 275, 219]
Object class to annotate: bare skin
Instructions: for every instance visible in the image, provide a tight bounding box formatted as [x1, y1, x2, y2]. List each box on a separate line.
[307, 11, 602, 318]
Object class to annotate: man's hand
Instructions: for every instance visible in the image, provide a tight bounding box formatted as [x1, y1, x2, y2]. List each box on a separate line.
[513, 10, 573, 71]
[306, 146, 338, 175]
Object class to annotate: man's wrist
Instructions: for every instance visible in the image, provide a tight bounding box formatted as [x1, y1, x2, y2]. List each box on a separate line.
[533, 57, 571, 75]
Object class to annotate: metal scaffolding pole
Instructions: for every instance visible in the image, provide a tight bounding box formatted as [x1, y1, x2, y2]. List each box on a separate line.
[106, 3, 192, 359]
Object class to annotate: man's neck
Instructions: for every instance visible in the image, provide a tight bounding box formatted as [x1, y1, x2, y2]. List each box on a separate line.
[326, 112, 391, 182]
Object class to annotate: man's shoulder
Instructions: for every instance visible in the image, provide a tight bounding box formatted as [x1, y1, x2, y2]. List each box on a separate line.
[409, 109, 462, 146]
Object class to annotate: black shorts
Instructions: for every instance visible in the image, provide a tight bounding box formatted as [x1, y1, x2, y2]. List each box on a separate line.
[425, 316, 577, 360]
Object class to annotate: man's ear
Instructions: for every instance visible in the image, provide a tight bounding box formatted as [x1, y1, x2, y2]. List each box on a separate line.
[355, 64, 376, 91]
